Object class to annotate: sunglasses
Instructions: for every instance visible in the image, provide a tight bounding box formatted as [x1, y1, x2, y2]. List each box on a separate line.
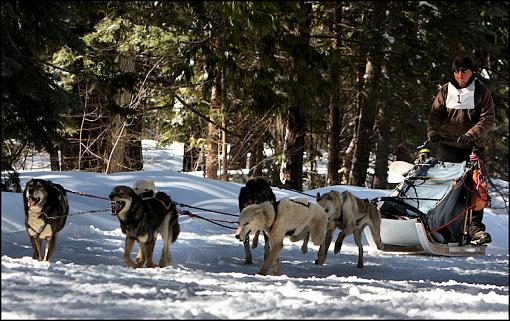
[453, 67, 470, 74]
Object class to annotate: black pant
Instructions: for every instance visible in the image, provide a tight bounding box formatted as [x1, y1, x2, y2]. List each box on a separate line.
[436, 142, 485, 163]
[436, 143, 486, 232]
[470, 210, 486, 232]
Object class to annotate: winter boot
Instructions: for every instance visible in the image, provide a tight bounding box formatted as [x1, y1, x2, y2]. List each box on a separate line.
[470, 210, 491, 245]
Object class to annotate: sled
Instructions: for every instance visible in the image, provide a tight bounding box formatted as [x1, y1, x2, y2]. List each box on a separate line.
[364, 218, 486, 256]
[366, 144, 488, 256]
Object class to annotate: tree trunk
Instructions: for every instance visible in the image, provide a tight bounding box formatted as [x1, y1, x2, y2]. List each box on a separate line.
[350, 2, 385, 186]
[340, 54, 364, 185]
[105, 113, 127, 173]
[183, 141, 201, 172]
[205, 84, 220, 179]
[280, 2, 311, 192]
[280, 104, 305, 191]
[373, 102, 389, 189]
[49, 150, 60, 171]
[327, 84, 341, 186]
[220, 65, 229, 182]
[105, 52, 142, 174]
[221, 112, 228, 181]
[326, 5, 343, 186]
[249, 137, 264, 178]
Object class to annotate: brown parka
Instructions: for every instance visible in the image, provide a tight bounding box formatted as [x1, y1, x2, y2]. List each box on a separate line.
[427, 76, 495, 149]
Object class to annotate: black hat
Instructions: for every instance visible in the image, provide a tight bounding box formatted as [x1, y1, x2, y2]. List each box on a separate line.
[452, 54, 474, 70]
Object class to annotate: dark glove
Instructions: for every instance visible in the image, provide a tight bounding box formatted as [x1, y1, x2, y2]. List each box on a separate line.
[457, 133, 474, 145]
[428, 133, 440, 143]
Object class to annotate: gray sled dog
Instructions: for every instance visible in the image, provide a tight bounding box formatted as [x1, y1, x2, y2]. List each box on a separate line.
[235, 198, 328, 276]
[109, 185, 180, 268]
[316, 190, 384, 268]
[238, 177, 276, 264]
[23, 179, 69, 261]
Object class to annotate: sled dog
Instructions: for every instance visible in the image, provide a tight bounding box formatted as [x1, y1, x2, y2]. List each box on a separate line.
[133, 179, 158, 197]
[316, 190, 384, 268]
[238, 177, 276, 264]
[109, 185, 180, 268]
[132, 179, 178, 262]
[132, 179, 175, 210]
[235, 198, 328, 276]
[23, 179, 69, 261]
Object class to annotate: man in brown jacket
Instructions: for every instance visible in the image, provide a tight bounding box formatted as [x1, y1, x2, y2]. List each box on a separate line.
[427, 53, 495, 245]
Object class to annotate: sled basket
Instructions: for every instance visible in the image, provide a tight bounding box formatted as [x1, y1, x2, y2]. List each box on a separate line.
[368, 157, 487, 256]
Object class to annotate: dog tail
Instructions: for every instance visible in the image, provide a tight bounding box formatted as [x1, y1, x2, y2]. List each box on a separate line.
[169, 202, 180, 243]
[171, 221, 180, 243]
[310, 205, 327, 246]
[368, 206, 384, 250]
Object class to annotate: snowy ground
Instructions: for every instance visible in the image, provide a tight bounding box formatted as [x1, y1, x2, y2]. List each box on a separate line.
[1, 142, 509, 319]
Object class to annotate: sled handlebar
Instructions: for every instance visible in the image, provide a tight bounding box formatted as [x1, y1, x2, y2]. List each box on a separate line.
[418, 139, 480, 153]
[417, 138, 482, 163]
[416, 140, 430, 151]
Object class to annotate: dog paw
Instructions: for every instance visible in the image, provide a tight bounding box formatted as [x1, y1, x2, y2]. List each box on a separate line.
[146, 262, 159, 268]
[301, 246, 308, 254]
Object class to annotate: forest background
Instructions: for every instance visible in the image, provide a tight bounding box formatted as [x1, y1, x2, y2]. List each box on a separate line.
[2, 1, 508, 191]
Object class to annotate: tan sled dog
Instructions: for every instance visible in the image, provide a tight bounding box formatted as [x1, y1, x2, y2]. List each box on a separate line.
[235, 198, 328, 276]
[316, 190, 383, 268]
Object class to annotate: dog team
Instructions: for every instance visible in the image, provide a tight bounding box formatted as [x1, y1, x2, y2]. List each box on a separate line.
[22, 177, 383, 275]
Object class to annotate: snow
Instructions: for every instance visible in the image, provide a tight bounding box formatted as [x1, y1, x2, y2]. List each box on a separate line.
[2, 142, 509, 319]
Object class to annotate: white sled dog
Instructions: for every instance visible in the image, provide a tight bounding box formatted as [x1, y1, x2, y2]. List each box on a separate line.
[133, 179, 158, 196]
[316, 190, 384, 268]
[238, 177, 276, 264]
[235, 197, 328, 276]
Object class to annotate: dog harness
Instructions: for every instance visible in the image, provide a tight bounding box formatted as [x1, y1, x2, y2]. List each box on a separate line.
[290, 199, 310, 207]
[140, 192, 174, 211]
[27, 214, 49, 239]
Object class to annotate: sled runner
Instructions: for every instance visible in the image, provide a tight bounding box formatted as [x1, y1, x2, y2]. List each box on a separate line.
[366, 143, 489, 256]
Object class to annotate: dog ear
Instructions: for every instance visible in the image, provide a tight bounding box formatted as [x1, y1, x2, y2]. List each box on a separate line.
[45, 180, 56, 197]
[238, 187, 246, 211]
[129, 187, 138, 198]
[316, 192, 321, 201]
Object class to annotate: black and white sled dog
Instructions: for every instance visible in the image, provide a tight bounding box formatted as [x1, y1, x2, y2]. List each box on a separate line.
[238, 177, 276, 264]
[109, 184, 180, 268]
[236, 198, 328, 276]
[23, 179, 69, 261]
[132, 179, 178, 262]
